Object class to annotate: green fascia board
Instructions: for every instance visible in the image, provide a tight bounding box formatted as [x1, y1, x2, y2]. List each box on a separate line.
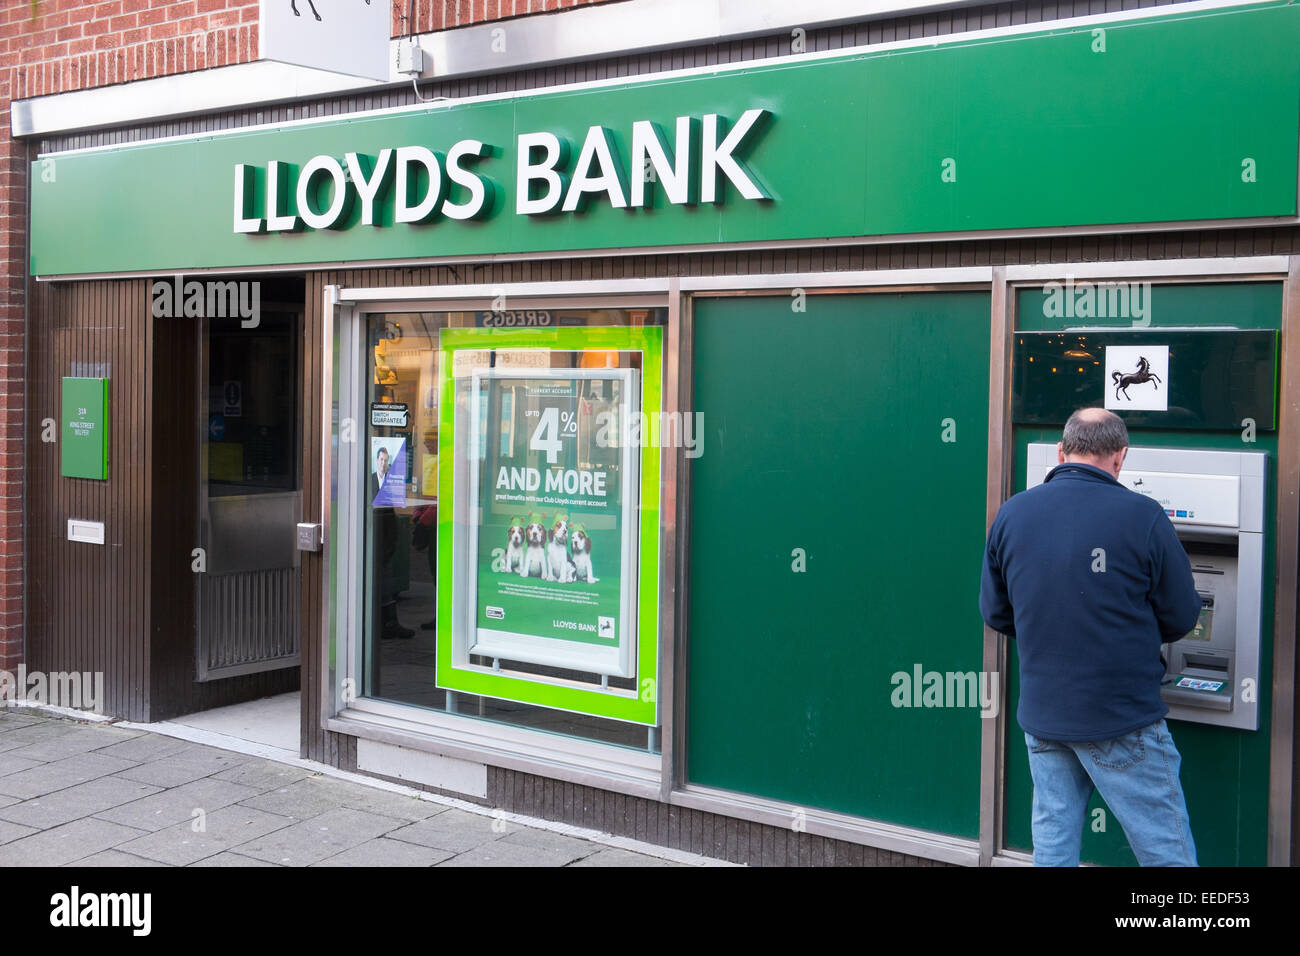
[30, 1, 1300, 276]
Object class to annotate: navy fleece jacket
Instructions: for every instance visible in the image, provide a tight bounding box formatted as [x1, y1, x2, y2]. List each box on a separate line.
[979, 462, 1203, 741]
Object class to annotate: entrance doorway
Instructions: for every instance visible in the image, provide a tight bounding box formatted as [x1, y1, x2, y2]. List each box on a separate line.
[197, 305, 303, 680]
[145, 275, 305, 725]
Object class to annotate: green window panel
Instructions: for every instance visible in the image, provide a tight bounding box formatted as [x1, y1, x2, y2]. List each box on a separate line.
[687, 292, 991, 837]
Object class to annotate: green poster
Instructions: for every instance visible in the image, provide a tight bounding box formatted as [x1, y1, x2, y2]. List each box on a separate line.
[61, 377, 109, 480]
[468, 369, 638, 677]
[436, 326, 662, 725]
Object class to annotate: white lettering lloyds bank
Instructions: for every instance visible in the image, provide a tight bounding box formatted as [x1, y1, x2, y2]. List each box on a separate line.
[232, 109, 772, 234]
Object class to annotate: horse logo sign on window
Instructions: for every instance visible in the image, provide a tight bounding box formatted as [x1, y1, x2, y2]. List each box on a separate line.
[1104, 345, 1169, 412]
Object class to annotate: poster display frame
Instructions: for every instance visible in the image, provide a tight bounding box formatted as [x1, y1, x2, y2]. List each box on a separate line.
[435, 325, 663, 726]
[464, 367, 640, 679]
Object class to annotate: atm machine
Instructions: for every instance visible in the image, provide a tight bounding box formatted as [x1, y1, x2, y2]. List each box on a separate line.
[1026, 444, 1265, 731]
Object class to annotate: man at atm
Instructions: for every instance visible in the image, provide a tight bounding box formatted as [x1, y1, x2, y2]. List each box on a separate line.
[979, 407, 1203, 866]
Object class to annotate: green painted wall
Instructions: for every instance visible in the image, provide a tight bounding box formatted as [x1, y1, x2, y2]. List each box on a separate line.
[30, 1, 1300, 276]
[687, 292, 990, 837]
[1005, 282, 1282, 865]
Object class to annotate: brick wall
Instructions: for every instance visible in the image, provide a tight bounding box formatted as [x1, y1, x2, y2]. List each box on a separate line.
[0, 0, 622, 678]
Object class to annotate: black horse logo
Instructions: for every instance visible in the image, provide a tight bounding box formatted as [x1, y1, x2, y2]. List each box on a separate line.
[1111, 356, 1162, 401]
[292, 0, 371, 22]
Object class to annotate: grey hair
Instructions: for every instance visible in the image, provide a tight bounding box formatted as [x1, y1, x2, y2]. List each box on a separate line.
[1061, 408, 1129, 457]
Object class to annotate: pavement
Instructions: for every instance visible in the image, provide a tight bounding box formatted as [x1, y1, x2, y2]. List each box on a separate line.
[0, 708, 712, 867]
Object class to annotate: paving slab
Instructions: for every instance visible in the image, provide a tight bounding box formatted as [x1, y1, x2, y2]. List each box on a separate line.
[0, 819, 38, 846]
[69, 849, 169, 867]
[0, 722, 81, 754]
[0, 719, 82, 739]
[386, 808, 508, 854]
[0, 775, 163, 829]
[115, 805, 296, 866]
[91, 733, 194, 764]
[233, 807, 409, 866]
[0, 754, 44, 778]
[570, 847, 681, 867]
[336, 787, 449, 823]
[497, 826, 602, 862]
[95, 777, 265, 832]
[438, 840, 585, 867]
[113, 744, 251, 788]
[0, 752, 140, 800]
[189, 852, 280, 867]
[4, 725, 143, 763]
[237, 774, 365, 820]
[0, 714, 698, 868]
[0, 817, 149, 867]
[0, 712, 43, 731]
[211, 758, 314, 793]
[311, 836, 454, 867]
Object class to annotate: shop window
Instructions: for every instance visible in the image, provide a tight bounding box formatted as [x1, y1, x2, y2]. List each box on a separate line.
[359, 307, 666, 751]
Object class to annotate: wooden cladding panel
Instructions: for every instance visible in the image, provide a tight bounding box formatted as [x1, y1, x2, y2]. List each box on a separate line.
[27, 279, 150, 719]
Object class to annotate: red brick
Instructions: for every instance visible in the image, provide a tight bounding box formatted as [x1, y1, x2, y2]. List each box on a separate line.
[195, 0, 225, 12]
[204, 9, 238, 27]
[166, 1, 197, 20]
[149, 20, 178, 38]
[108, 13, 137, 30]
[81, 18, 110, 36]
[138, 7, 165, 25]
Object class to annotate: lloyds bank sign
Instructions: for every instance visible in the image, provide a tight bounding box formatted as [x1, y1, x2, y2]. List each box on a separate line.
[231, 109, 771, 232]
[28, 2, 1300, 277]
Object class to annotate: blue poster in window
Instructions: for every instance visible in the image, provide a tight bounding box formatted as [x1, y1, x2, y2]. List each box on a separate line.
[370, 437, 407, 507]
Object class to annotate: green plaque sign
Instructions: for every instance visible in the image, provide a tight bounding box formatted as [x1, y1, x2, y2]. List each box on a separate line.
[61, 377, 109, 480]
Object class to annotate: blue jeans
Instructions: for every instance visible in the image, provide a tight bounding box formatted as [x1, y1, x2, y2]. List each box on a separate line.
[1024, 718, 1197, 866]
